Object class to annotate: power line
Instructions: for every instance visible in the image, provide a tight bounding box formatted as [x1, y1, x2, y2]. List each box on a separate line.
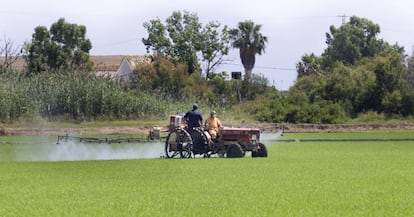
[222, 62, 296, 71]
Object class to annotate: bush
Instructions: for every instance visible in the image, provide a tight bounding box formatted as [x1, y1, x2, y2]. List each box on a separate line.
[246, 91, 288, 123]
[284, 101, 347, 124]
[354, 111, 385, 123]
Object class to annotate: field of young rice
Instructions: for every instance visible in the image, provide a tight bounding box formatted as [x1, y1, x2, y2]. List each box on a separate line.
[0, 131, 414, 216]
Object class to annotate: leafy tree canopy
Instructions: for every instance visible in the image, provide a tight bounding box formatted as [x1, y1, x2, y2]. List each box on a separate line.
[24, 18, 93, 75]
[229, 20, 268, 76]
[142, 11, 229, 76]
[322, 16, 384, 67]
[291, 16, 412, 120]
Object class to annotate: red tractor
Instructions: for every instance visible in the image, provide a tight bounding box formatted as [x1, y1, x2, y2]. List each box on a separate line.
[164, 115, 268, 158]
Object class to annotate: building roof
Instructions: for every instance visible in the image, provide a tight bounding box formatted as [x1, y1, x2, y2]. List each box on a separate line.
[92, 55, 124, 72]
[124, 56, 151, 67]
[0, 55, 149, 73]
[0, 56, 25, 70]
[115, 56, 151, 80]
[93, 55, 150, 72]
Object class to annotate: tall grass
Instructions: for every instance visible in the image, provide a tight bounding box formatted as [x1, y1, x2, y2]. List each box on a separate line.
[0, 71, 180, 122]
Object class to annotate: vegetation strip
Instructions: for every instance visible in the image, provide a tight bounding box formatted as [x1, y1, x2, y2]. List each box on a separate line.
[273, 138, 414, 142]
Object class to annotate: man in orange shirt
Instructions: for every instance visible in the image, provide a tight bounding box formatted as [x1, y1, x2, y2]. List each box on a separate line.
[205, 111, 222, 139]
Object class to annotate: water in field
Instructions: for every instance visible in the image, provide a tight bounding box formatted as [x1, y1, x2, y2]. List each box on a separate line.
[0, 136, 165, 162]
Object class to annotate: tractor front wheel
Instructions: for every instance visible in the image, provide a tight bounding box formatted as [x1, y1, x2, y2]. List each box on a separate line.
[226, 144, 244, 158]
[252, 143, 268, 158]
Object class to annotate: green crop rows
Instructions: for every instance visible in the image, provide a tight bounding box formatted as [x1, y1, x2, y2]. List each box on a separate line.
[1, 131, 414, 216]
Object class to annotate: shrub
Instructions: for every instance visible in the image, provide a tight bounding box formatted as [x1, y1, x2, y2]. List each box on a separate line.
[354, 111, 386, 123]
[284, 101, 347, 124]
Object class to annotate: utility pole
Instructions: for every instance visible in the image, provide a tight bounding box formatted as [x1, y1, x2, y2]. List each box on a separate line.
[337, 14, 348, 25]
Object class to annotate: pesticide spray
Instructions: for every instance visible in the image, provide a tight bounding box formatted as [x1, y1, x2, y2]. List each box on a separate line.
[13, 140, 165, 162]
[6, 126, 284, 162]
[260, 129, 284, 143]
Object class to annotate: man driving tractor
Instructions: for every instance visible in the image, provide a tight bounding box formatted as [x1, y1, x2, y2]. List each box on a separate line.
[184, 103, 203, 129]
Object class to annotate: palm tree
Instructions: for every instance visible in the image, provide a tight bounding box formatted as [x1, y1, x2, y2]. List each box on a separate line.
[229, 21, 268, 80]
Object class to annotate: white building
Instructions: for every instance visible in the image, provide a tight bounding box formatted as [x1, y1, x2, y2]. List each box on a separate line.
[116, 56, 151, 80]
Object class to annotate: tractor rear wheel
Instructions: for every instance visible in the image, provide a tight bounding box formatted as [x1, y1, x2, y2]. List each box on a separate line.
[165, 128, 193, 158]
[226, 144, 244, 158]
[252, 143, 268, 158]
[188, 127, 210, 155]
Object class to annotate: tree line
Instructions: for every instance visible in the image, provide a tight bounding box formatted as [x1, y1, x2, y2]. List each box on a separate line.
[252, 16, 414, 123]
[1, 14, 414, 123]
[0, 12, 269, 123]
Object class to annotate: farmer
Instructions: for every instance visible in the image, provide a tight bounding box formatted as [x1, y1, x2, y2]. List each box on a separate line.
[184, 103, 203, 129]
[205, 110, 222, 139]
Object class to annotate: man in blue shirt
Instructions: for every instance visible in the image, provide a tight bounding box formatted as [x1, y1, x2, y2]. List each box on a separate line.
[184, 103, 203, 128]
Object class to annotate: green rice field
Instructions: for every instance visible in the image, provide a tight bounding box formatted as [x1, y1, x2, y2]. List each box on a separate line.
[0, 131, 414, 216]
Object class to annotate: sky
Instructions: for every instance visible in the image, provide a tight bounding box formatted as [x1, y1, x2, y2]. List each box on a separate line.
[1, 0, 413, 90]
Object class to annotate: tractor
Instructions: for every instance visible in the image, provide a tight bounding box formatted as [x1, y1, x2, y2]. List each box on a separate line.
[164, 115, 268, 158]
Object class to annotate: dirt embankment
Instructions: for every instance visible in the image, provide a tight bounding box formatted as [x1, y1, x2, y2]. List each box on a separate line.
[2, 123, 414, 136]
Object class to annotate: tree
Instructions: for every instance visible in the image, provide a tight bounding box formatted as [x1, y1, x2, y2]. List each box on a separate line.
[142, 18, 171, 55]
[165, 11, 201, 74]
[296, 53, 323, 77]
[24, 18, 93, 75]
[130, 55, 196, 100]
[371, 45, 407, 114]
[199, 22, 230, 79]
[406, 54, 414, 85]
[243, 73, 269, 100]
[322, 16, 383, 67]
[0, 35, 21, 73]
[142, 11, 229, 76]
[206, 72, 235, 106]
[229, 20, 268, 79]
